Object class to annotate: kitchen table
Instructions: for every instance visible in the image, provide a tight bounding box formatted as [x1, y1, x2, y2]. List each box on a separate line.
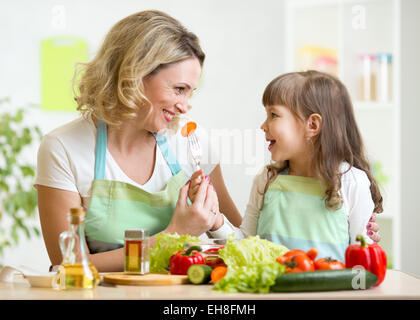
[0, 269, 419, 300]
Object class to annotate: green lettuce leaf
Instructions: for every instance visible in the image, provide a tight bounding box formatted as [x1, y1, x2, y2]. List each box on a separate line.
[219, 234, 288, 268]
[213, 262, 285, 293]
[149, 233, 202, 272]
[213, 235, 289, 293]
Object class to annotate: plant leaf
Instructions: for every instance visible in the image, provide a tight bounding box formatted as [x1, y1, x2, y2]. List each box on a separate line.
[20, 166, 35, 177]
[0, 103, 43, 259]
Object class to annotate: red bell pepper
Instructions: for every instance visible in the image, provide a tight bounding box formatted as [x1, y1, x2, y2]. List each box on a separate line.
[345, 235, 387, 286]
[169, 246, 205, 275]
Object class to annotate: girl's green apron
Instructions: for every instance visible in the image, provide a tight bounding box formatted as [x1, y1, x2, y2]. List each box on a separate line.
[257, 172, 350, 262]
[85, 119, 188, 253]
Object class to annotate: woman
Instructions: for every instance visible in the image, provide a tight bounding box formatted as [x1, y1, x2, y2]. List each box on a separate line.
[35, 10, 379, 272]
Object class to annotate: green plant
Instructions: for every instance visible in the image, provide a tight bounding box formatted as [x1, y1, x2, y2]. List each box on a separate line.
[0, 97, 43, 265]
[372, 161, 389, 186]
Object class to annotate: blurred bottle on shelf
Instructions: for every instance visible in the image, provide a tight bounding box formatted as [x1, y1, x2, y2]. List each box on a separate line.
[359, 54, 376, 102]
[376, 53, 393, 103]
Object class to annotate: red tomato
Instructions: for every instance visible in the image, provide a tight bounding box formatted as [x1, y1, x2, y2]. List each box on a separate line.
[314, 257, 346, 270]
[277, 250, 315, 273]
[282, 249, 307, 258]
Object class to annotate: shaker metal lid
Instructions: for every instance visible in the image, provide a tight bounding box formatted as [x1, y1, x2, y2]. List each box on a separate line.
[125, 229, 149, 239]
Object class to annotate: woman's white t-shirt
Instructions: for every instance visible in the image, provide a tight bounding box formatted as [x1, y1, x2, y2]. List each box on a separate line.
[35, 115, 220, 212]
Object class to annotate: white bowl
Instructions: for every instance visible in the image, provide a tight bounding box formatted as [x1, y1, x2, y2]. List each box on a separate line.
[23, 273, 56, 288]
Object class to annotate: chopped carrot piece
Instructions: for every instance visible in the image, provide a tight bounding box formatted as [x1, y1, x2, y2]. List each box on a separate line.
[211, 266, 227, 284]
[181, 121, 197, 137]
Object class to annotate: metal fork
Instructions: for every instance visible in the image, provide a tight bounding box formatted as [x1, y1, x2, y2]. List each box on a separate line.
[187, 131, 202, 171]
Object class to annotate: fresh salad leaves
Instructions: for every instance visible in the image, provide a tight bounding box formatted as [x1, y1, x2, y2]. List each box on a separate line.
[213, 262, 285, 293]
[218, 234, 288, 267]
[150, 233, 202, 272]
[213, 235, 288, 293]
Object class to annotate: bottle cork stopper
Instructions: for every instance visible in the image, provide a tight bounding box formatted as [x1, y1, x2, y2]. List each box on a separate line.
[69, 207, 85, 224]
[70, 207, 85, 216]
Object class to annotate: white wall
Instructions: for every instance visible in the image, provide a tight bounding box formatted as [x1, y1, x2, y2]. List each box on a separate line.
[401, 0, 420, 277]
[1, 0, 284, 271]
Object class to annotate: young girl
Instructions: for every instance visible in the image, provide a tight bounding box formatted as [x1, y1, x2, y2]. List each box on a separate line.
[191, 70, 383, 262]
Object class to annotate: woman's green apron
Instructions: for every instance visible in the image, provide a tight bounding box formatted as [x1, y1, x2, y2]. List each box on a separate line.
[85, 119, 188, 253]
[257, 173, 350, 262]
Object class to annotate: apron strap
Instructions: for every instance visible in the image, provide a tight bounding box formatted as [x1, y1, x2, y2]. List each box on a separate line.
[94, 119, 107, 179]
[153, 133, 182, 176]
[94, 119, 182, 179]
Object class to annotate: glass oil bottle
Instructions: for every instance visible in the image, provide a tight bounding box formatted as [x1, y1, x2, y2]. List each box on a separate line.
[54, 207, 100, 290]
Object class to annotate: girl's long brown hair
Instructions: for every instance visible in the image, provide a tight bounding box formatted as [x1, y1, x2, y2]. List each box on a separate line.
[261, 70, 383, 213]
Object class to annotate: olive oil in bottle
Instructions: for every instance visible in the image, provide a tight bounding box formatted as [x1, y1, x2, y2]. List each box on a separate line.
[57, 263, 100, 289]
[54, 207, 100, 290]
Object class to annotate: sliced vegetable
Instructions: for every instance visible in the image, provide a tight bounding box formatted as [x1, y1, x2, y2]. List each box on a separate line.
[271, 269, 378, 292]
[169, 246, 204, 275]
[181, 121, 197, 137]
[211, 266, 228, 284]
[345, 235, 387, 286]
[314, 257, 346, 270]
[188, 264, 213, 284]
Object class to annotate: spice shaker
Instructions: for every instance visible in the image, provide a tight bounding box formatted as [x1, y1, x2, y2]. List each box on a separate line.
[124, 229, 150, 274]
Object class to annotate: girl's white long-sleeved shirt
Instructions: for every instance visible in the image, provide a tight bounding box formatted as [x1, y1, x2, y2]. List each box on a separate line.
[209, 163, 375, 245]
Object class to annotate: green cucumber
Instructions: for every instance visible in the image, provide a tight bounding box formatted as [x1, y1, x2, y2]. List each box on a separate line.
[187, 264, 213, 284]
[271, 269, 378, 292]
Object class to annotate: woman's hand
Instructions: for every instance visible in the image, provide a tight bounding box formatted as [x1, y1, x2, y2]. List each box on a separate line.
[367, 213, 381, 242]
[166, 178, 219, 236]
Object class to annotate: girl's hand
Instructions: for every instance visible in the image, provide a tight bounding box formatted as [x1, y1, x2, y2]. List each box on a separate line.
[188, 169, 206, 202]
[206, 184, 224, 231]
[210, 209, 224, 231]
[167, 178, 219, 236]
[187, 169, 223, 231]
[367, 213, 381, 242]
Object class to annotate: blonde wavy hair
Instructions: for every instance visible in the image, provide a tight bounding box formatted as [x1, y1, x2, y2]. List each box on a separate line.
[73, 10, 205, 130]
[261, 71, 383, 213]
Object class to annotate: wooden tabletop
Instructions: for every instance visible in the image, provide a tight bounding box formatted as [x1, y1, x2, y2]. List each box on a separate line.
[1, 269, 419, 300]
